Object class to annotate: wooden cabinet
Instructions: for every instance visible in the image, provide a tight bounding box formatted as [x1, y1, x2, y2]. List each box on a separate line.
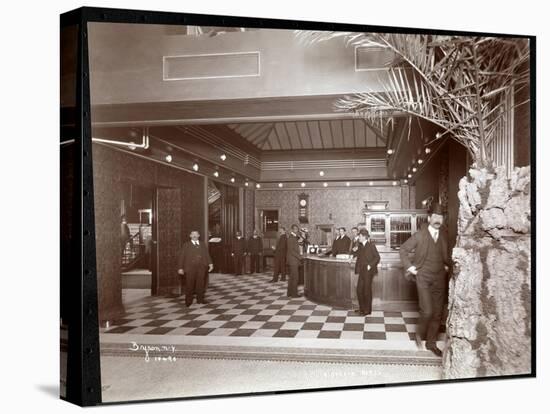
[364, 209, 428, 250]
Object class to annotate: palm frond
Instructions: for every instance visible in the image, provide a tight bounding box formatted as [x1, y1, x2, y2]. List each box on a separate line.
[296, 30, 530, 164]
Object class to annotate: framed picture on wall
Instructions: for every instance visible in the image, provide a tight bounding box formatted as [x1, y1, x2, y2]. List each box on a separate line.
[60, 5, 535, 407]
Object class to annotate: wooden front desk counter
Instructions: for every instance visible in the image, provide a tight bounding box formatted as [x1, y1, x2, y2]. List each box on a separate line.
[303, 247, 418, 311]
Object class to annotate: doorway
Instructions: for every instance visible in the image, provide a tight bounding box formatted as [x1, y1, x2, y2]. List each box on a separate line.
[207, 179, 239, 274]
[120, 183, 154, 304]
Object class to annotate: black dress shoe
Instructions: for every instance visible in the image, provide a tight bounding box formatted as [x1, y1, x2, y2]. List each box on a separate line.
[426, 345, 443, 357]
[354, 310, 366, 316]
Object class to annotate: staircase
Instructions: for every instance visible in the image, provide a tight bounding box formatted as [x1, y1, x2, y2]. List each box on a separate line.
[121, 224, 152, 271]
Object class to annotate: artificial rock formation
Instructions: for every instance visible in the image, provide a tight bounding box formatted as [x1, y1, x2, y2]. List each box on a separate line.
[444, 165, 531, 378]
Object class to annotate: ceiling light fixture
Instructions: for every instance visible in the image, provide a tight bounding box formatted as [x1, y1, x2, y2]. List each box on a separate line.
[192, 163, 199, 171]
[408, 173, 412, 178]
[346, 182, 350, 187]
[230, 177, 235, 183]
[319, 171, 325, 177]
[220, 153, 227, 161]
[256, 183, 261, 189]
[412, 167, 417, 172]
[418, 159, 424, 164]
[425, 147, 431, 154]
[387, 149, 394, 155]
[213, 171, 219, 177]
[323, 182, 328, 187]
[165, 155, 172, 163]
[301, 182, 306, 187]
[278, 183, 283, 188]
[392, 181, 398, 186]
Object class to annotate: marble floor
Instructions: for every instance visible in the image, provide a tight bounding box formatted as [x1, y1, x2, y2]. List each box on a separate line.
[99, 272, 445, 403]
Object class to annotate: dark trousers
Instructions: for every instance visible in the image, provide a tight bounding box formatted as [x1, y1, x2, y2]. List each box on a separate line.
[287, 264, 299, 297]
[250, 254, 261, 273]
[416, 270, 446, 346]
[182, 265, 208, 306]
[233, 254, 244, 275]
[357, 270, 375, 314]
[272, 255, 286, 281]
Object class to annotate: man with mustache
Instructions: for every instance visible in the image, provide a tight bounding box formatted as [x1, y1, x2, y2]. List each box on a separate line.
[399, 203, 450, 357]
[177, 230, 214, 307]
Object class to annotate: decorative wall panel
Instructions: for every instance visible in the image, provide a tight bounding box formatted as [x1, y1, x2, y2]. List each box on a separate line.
[255, 186, 401, 244]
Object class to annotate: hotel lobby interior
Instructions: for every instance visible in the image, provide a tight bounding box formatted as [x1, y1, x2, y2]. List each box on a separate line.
[60, 20, 531, 402]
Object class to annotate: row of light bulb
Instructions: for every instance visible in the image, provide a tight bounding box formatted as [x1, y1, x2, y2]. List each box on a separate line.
[164, 153, 247, 184]
[164, 147, 432, 187]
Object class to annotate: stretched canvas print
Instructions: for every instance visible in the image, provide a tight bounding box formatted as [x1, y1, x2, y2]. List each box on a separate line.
[60, 6, 535, 406]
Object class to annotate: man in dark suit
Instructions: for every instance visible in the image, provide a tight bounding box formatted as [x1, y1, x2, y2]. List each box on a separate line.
[177, 230, 213, 307]
[354, 229, 381, 316]
[331, 227, 351, 256]
[286, 224, 303, 297]
[271, 227, 287, 283]
[247, 229, 263, 274]
[231, 231, 246, 276]
[399, 203, 450, 357]
[349, 227, 361, 257]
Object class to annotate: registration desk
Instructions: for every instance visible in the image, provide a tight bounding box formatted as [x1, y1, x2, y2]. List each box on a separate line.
[303, 246, 418, 311]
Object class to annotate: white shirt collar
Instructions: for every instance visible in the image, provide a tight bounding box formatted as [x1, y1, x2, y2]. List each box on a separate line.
[428, 225, 439, 238]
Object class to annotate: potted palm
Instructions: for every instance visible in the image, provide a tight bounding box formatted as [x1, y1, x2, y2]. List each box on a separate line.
[297, 31, 532, 378]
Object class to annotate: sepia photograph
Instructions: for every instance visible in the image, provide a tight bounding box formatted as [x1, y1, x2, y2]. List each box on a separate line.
[60, 8, 533, 404]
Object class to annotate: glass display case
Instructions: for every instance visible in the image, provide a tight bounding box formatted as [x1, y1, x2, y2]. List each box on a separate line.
[364, 209, 428, 249]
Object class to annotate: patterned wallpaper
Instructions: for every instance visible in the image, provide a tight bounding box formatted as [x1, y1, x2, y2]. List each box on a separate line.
[156, 188, 182, 294]
[255, 186, 402, 245]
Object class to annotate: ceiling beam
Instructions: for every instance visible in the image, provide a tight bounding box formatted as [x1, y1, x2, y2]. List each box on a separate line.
[91, 94, 406, 127]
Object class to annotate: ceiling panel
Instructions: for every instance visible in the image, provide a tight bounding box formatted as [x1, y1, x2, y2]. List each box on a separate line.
[296, 121, 313, 150]
[330, 120, 344, 148]
[266, 128, 280, 150]
[284, 122, 302, 150]
[319, 121, 333, 149]
[249, 124, 273, 144]
[255, 126, 274, 148]
[366, 120, 377, 147]
[223, 118, 391, 151]
[342, 119, 355, 148]
[274, 123, 291, 150]
[307, 121, 324, 149]
[353, 119, 366, 147]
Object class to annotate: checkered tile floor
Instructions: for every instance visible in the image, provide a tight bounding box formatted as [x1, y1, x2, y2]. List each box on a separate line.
[103, 273, 445, 342]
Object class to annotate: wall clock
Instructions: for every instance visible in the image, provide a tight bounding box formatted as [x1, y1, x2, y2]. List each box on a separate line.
[298, 193, 309, 223]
